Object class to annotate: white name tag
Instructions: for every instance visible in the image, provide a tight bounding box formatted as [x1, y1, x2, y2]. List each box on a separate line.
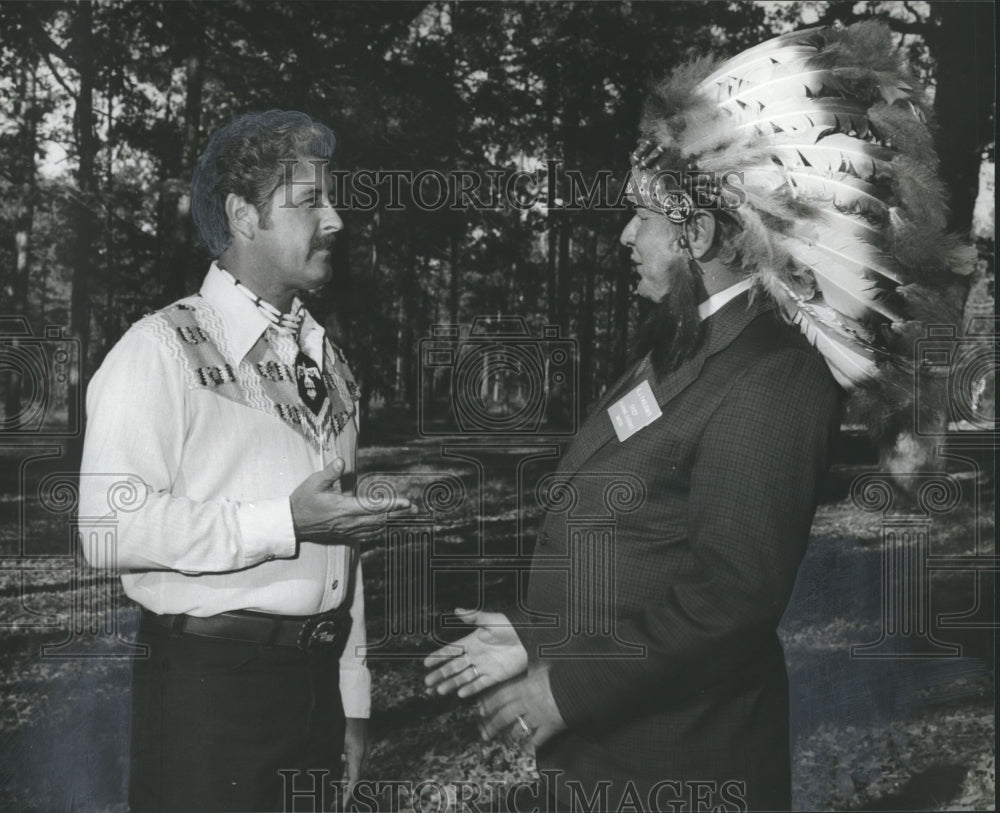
[607, 379, 663, 441]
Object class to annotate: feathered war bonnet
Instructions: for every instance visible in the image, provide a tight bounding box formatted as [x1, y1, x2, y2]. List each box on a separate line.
[627, 21, 975, 450]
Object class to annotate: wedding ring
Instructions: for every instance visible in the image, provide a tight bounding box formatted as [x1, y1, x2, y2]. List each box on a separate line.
[468, 663, 481, 680]
[515, 715, 531, 738]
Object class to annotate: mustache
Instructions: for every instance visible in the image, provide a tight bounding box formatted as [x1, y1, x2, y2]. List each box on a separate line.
[308, 232, 337, 254]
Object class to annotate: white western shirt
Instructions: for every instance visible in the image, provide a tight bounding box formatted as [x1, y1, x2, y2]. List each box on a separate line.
[79, 263, 370, 717]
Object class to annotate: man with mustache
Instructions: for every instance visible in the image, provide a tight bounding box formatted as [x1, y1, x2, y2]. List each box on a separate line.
[425, 21, 965, 812]
[80, 110, 410, 812]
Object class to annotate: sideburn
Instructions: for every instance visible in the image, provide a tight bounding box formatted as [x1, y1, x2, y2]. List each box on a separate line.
[633, 258, 708, 379]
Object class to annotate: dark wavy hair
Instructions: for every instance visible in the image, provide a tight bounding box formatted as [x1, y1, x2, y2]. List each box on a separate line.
[190, 110, 336, 257]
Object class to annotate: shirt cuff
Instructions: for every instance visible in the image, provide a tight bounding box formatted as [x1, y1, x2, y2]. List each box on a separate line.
[235, 498, 298, 568]
[340, 663, 372, 718]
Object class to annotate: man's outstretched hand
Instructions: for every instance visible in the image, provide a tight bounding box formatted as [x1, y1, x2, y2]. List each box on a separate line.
[290, 457, 412, 544]
[423, 608, 528, 699]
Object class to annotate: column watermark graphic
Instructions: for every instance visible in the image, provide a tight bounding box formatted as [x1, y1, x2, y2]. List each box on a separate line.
[531, 472, 647, 659]
[354, 468, 647, 661]
[847, 314, 998, 659]
[41, 473, 148, 658]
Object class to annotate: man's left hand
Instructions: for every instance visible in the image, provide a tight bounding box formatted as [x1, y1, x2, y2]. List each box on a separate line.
[478, 664, 567, 749]
[343, 717, 369, 803]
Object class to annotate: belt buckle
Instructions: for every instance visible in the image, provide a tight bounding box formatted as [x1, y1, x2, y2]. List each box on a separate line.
[297, 610, 348, 652]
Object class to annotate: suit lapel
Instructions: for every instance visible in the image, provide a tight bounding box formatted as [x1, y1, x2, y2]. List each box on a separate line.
[557, 358, 643, 476]
[559, 292, 768, 478]
[646, 292, 767, 406]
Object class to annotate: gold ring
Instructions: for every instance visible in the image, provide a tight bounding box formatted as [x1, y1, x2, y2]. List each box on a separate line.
[515, 715, 531, 737]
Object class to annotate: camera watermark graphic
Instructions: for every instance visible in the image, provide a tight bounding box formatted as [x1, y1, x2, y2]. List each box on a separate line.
[913, 317, 997, 437]
[0, 317, 81, 436]
[418, 316, 577, 438]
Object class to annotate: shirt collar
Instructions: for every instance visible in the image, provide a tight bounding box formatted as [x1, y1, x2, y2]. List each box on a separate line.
[199, 262, 325, 363]
[298, 310, 325, 365]
[698, 277, 753, 321]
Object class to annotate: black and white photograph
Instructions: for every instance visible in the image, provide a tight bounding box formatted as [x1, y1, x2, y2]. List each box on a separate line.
[0, 1, 995, 811]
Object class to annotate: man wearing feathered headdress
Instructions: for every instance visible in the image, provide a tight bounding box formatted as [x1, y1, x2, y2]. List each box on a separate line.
[425, 21, 971, 812]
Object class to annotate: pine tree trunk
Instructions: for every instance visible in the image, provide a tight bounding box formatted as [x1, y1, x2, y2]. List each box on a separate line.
[612, 249, 631, 379]
[3, 62, 38, 432]
[449, 227, 460, 323]
[162, 50, 204, 302]
[544, 76, 559, 325]
[67, 0, 97, 458]
[578, 234, 597, 412]
[929, 2, 996, 231]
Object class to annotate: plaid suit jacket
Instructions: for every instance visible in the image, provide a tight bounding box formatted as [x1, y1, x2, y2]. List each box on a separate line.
[515, 292, 841, 812]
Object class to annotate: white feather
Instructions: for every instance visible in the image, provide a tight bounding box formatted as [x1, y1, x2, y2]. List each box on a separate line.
[809, 222, 905, 284]
[785, 169, 890, 218]
[716, 68, 843, 114]
[782, 238, 901, 322]
[770, 131, 897, 180]
[772, 281, 879, 387]
[697, 28, 824, 91]
[700, 48, 817, 103]
[733, 98, 873, 138]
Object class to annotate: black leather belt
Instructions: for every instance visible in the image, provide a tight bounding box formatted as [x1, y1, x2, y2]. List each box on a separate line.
[141, 606, 352, 653]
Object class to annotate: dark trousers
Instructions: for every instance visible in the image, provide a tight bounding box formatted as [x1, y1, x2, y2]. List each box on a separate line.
[129, 616, 346, 813]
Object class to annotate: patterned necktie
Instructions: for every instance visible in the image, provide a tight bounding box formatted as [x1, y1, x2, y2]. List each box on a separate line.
[219, 266, 329, 417]
[295, 347, 328, 417]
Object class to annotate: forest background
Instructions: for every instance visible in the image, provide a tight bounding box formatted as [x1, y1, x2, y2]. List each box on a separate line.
[0, 0, 994, 435]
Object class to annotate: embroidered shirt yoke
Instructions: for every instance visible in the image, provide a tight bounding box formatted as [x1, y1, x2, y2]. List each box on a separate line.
[79, 263, 370, 717]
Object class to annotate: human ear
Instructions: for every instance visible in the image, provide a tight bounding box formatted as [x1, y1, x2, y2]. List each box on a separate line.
[224, 193, 257, 241]
[687, 210, 717, 261]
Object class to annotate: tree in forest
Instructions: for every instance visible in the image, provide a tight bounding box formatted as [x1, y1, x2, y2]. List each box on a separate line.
[0, 10, 46, 430]
[0, 0, 991, 431]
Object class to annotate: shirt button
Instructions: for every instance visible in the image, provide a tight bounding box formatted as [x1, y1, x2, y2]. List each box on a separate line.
[331, 579, 339, 590]
[265, 554, 275, 562]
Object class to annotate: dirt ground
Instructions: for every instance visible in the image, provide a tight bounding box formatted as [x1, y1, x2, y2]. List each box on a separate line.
[0, 437, 994, 812]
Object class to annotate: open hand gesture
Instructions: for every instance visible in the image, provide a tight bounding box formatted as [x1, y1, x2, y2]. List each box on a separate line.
[290, 458, 412, 544]
[423, 608, 528, 699]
